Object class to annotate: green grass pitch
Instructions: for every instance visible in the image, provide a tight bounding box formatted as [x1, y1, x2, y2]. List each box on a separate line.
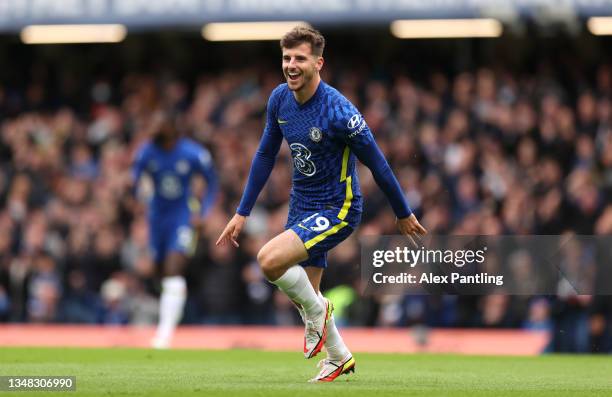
[1, 348, 611, 396]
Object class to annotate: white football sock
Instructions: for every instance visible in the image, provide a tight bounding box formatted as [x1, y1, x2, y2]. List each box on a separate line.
[155, 276, 187, 343]
[319, 292, 350, 361]
[294, 301, 306, 323]
[271, 266, 323, 318]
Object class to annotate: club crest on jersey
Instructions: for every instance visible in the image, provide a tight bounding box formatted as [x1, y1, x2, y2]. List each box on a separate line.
[309, 127, 323, 143]
[175, 160, 190, 174]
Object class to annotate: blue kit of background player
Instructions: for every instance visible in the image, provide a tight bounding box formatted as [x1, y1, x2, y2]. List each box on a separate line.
[132, 110, 218, 349]
[133, 124, 218, 265]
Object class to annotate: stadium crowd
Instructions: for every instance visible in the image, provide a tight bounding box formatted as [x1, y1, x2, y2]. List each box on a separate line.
[1, 54, 611, 353]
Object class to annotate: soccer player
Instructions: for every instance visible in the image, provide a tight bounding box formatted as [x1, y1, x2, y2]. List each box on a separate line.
[133, 109, 218, 349]
[216, 27, 426, 381]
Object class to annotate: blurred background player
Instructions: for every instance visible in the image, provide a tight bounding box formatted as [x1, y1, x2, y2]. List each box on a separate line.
[216, 27, 426, 381]
[132, 109, 218, 348]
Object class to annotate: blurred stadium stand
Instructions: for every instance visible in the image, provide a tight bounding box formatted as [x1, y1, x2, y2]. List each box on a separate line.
[0, 0, 612, 354]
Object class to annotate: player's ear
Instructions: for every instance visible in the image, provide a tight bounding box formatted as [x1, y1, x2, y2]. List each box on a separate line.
[316, 56, 324, 71]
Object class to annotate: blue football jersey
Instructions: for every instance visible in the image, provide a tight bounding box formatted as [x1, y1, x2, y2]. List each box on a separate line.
[269, 81, 374, 216]
[237, 80, 411, 222]
[133, 137, 217, 217]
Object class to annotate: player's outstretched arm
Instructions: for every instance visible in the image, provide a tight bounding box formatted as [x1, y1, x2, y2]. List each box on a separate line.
[333, 104, 426, 240]
[217, 88, 283, 248]
[354, 140, 427, 241]
[216, 213, 246, 247]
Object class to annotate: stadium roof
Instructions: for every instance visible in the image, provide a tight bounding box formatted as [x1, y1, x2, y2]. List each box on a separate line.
[1, 0, 612, 32]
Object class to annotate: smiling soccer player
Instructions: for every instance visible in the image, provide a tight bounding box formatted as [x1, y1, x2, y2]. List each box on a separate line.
[216, 26, 426, 382]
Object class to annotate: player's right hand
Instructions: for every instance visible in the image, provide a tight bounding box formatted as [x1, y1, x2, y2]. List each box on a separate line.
[216, 213, 246, 248]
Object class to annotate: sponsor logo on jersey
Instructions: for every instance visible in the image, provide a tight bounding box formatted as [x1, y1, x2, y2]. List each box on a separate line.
[160, 173, 182, 199]
[309, 127, 323, 142]
[289, 143, 316, 177]
[348, 119, 367, 138]
[347, 114, 362, 129]
[277, 118, 289, 124]
[199, 151, 211, 166]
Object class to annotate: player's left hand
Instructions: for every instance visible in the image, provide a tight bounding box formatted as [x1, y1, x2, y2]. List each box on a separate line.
[396, 214, 427, 248]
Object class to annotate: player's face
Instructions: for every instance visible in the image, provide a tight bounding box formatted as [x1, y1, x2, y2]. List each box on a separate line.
[150, 111, 178, 143]
[282, 43, 323, 92]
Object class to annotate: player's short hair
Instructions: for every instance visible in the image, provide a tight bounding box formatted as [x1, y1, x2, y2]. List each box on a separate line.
[280, 26, 325, 57]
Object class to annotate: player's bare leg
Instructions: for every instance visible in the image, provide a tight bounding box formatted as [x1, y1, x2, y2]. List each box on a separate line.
[258, 229, 309, 280]
[257, 230, 332, 358]
[152, 252, 188, 349]
[304, 267, 355, 382]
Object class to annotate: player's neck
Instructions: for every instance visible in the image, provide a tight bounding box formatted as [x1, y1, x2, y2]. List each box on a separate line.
[163, 141, 176, 151]
[156, 136, 178, 151]
[293, 75, 321, 105]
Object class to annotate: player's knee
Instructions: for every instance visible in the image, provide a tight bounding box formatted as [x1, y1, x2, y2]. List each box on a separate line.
[164, 265, 182, 277]
[164, 253, 186, 277]
[257, 246, 281, 274]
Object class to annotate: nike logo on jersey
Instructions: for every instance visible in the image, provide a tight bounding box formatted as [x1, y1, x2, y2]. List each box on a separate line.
[278, 118, 289, 124]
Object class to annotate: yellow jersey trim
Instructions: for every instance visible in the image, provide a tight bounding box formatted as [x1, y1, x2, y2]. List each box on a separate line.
[304, 221, 349, 250]
[302, 146, 353, 250]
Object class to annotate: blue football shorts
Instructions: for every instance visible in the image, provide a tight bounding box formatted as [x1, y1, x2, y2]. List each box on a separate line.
[287, 207, 360, 268]
[149, 213, 197, 265]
